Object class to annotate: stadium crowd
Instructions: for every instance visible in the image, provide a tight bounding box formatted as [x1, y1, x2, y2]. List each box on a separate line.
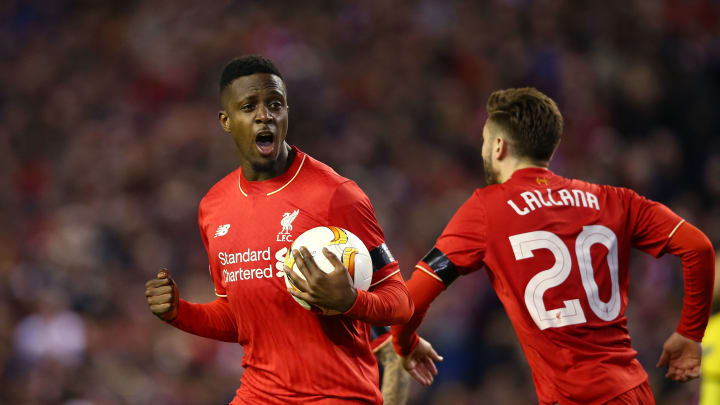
[1, 0, 719, 404]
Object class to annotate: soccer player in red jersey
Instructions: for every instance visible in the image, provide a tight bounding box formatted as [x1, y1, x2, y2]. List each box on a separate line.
[391, 88, 716, 404]
[144, 56, 413, 404]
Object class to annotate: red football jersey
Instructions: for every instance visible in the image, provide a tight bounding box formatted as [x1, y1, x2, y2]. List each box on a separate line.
[198, 146, 399, 404]
[423, 167, 685, 405]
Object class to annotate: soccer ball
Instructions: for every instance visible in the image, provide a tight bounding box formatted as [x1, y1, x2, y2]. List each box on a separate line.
[283, 226, 373, 315]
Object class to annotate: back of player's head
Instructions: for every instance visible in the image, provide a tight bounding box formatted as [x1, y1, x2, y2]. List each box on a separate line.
[219, 55, 283, 95]
[486, 87, 563, 162]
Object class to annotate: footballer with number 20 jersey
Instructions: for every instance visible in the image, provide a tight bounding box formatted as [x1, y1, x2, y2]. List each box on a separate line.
[170, 146, 411, 404]
[393, 167, 713, 404]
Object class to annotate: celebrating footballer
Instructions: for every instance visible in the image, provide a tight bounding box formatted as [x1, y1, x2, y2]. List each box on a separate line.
[392, 87, 716, 404]
[145, 56, 413, 404]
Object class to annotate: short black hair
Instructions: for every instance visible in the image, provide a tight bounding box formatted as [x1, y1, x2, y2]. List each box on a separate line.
[219, 55, 283, 94]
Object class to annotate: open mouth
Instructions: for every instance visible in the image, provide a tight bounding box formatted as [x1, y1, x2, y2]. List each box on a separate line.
[255, 131, 275, 156]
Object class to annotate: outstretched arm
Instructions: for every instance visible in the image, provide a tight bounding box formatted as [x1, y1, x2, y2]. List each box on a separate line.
[391, 267, 446, 386]
[392, 193, 487, 386]
[655, 222, 715, 381]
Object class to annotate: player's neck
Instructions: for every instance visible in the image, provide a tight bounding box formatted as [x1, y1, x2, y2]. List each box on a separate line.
[242, 143, 295, 182]
[499, 159, 549, 183]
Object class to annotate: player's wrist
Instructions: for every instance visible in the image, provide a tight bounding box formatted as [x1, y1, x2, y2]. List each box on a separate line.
[340, 287, 359, 314]
[393, 331, 419, 357]
[159, 308, 178, 323]
[159, 298, 182, 323]
[674, 328, 703, 343]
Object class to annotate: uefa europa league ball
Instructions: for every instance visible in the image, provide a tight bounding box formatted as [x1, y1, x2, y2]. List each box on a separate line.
[283, 226, 373, 314]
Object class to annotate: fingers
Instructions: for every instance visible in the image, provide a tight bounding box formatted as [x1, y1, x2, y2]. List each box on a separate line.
[293, 248, 319, 281]
[666, 364, 701, 382]
[144, 269, 179, 321]
[686, 365, 701, 380]
[157, 268, 175, 286]
[287, 285, 315, 304]
[408, 367, 432, 386]
[429, 346, 444, 362]
[656, 334, 703, 383]
[145, 277, 170, 289]
[656, 350, 669, 368]
[285, 263, 311, 293]
[145, 269, 174, 288]
[409, 360, 435, 386]
[147, 293, 173, 305]
[422, 356, 439, 376]
[322, 247, 344, 271]
[403, 354, 438, 386]
[150, 302, 172, 314]
[145, 285, 173, 297]
[667, 367, 688, 382]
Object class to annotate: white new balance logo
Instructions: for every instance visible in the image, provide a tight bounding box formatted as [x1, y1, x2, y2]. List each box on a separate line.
[214, 224, 231, 238]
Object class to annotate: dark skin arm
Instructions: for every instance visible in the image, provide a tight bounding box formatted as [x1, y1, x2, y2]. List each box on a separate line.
[285, 247, 358, 313]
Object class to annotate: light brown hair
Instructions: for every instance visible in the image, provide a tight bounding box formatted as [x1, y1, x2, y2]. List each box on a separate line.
[486, 87, 563, 162]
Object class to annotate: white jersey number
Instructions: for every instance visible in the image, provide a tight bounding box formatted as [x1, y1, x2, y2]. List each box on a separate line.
[509, 225, 621, 330]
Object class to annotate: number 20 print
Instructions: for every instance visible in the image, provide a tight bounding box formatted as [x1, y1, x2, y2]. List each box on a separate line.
[509, 225, 621, 330]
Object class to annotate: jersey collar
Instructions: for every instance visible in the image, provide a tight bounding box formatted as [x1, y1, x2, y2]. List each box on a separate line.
[238, 145, 306, 197]
[507, 167, 555, 184]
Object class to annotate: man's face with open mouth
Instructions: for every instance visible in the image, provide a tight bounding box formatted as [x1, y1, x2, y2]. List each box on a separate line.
[221, 73, 289, 173]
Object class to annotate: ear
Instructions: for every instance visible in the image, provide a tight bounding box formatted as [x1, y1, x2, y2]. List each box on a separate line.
[219, 110, 231, 133]
[495, 135, 509, 161]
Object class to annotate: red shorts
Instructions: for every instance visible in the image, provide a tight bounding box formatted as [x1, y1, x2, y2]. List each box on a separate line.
[605, 380, 655, 405]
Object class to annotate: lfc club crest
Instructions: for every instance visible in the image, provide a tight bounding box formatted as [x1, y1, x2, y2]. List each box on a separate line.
[277, 209, 299, 242]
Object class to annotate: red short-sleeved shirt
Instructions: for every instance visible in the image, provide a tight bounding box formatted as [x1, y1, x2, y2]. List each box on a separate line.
[198, 146, 399, 404]
[421, 167, 684, 405]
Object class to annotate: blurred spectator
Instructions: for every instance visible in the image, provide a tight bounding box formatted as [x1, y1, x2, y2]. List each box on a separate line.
[14, 290, 86, 367]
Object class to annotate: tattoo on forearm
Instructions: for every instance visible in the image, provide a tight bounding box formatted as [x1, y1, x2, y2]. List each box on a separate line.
[377, 344, 411, 405]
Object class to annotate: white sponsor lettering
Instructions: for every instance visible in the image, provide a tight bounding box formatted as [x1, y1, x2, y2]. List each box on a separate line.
[275, 247, 288, 277]
[217, 246, 286, 286]
[223, 265, 274, 282]
[218, 247, 271, 266]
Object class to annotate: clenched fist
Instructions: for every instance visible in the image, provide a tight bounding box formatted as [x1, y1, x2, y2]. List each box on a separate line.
[145, 269, 179, 322]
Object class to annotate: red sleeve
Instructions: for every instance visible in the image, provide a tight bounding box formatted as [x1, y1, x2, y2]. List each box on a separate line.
[391, 266, 445, 356]
[168, 298, 238, 343]
[343, 272, 413, 325]
[664, 222, 716, 341]
[435, 191, 487, 274]
[370, 326, 392, 353]
[199, 201, 226, 297]
[625, 188, 685, 257]
[328, 181, 400, 285]
[391, 191, 487, 356]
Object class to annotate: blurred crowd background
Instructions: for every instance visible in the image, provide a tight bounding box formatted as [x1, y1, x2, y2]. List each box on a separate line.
[2, 0, 719, 404]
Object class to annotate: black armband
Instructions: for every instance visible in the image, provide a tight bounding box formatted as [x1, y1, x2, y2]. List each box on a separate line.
[369, 243, 395, 272]
[422, 247, 460, 286]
